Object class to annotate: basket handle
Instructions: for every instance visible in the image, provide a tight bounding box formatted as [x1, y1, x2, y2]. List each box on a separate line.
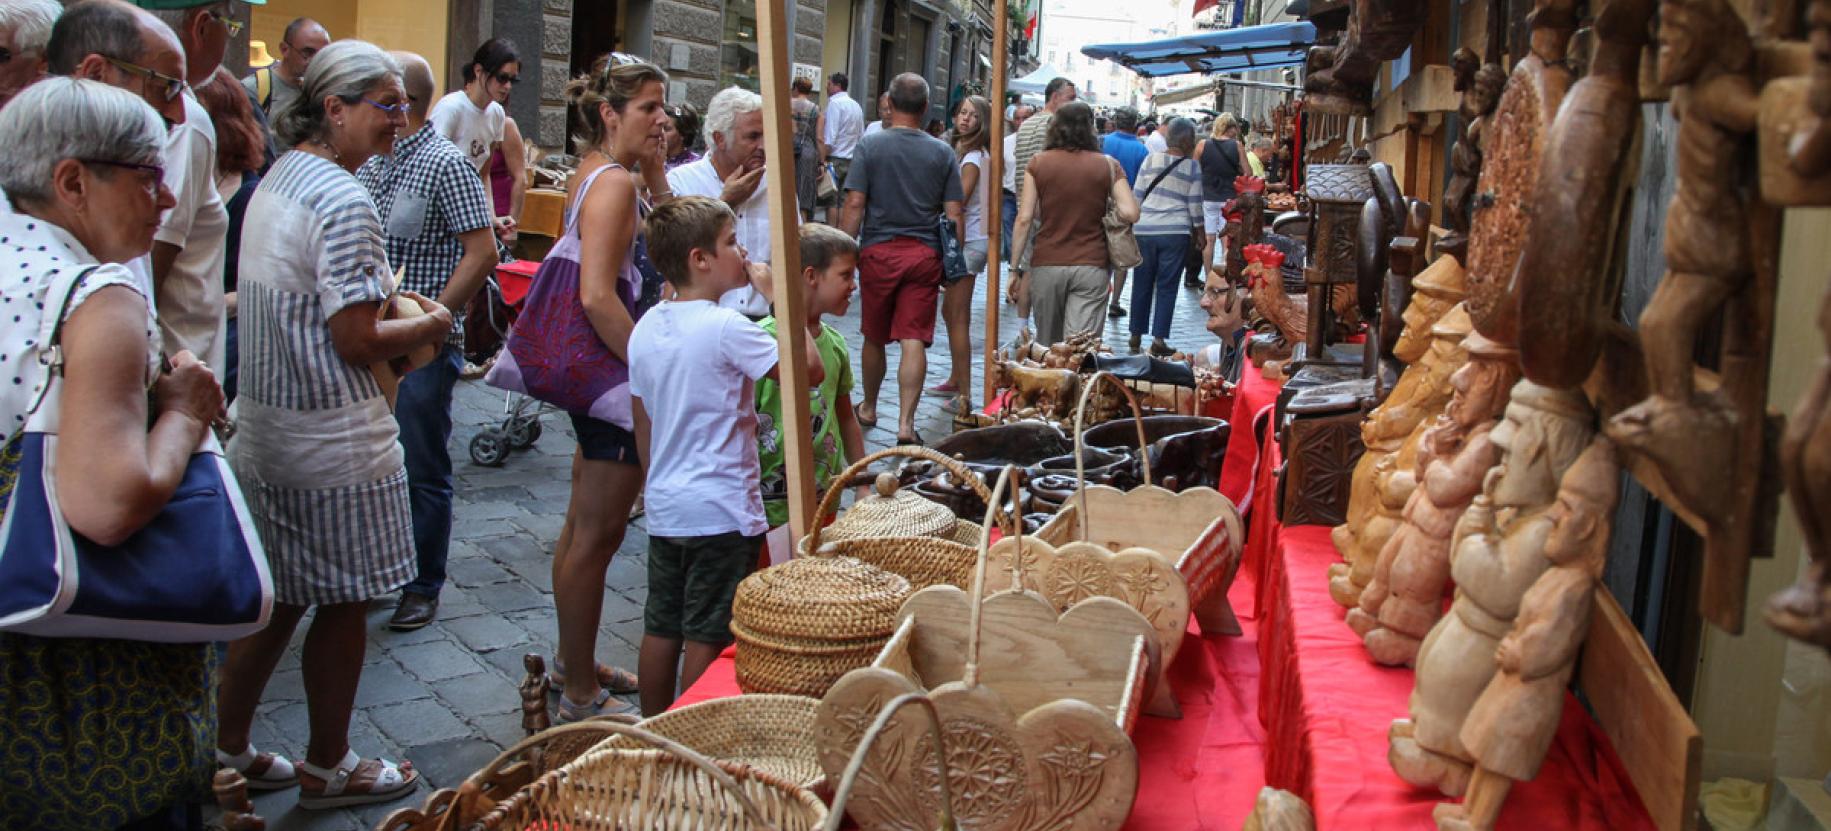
[555, 719, 781, 829]
[966, 464, 1024, 690]
[823, 693, 958, 831]
[1072, 371, 1153, 542]
[807, 445, 996, 552]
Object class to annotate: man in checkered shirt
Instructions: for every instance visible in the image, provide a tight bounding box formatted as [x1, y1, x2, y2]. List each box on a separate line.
[356, 51, 500, 632]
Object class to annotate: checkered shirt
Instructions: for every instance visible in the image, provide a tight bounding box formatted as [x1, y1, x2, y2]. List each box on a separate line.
[355, 124, 494, 347]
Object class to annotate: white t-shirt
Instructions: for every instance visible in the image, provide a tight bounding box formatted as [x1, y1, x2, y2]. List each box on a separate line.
[666, 157, 773, 316]
[628, 299, 780, 537]
[155, 91, 230, 368]
[959, 149, 989, 242]
[863, 121, 885, 138]
[1002, 133, 1018, 193]
[428, 90, 505, 173]
[1145, 131, 1169, 154]
[823, 91, 864, 159]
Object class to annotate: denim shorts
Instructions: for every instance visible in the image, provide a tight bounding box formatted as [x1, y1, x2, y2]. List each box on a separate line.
[568, 412, 640, 465]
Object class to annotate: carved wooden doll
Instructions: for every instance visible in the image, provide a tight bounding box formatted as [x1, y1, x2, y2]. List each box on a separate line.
[1436, 439, 1621, 831]
[1769, 283, 1831, 651]
[1388, 382, 1595, 797]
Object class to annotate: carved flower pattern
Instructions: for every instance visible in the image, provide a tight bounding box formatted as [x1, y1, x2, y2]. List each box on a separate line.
[1115, 563, 1173, 628]
[1048, 553, 1114, 607]
[914, 716, 1026, 825]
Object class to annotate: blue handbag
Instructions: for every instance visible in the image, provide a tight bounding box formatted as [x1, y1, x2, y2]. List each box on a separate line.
[0, 266, 272, 642]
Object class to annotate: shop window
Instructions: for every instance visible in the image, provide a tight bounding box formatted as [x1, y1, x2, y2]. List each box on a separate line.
[720, 0, 761, 92]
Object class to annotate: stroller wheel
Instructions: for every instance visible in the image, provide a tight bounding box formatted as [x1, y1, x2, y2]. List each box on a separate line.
[470, 431, 509, 466]
[507, 415, 543, 449]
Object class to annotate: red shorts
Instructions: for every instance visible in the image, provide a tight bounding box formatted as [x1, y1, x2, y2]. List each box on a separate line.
[857, 237, 942, 345]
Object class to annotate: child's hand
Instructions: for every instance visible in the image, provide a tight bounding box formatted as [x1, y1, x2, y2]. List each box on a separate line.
[747, 262, 774, 299]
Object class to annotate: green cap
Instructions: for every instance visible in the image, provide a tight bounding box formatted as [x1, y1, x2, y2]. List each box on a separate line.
[132, 0, 265, 8]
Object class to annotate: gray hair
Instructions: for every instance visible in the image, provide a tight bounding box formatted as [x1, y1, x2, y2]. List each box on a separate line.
[703, 86, 761, 148]
[1165, 117, 1197, 155]
[888, 72, 928, 116]
[44, 0, 144, 75]
[1251, 136, 1273, 151]
[0, 76, 164, 205]
[0, 0, 63, 55]
[272, 39, 401, 149]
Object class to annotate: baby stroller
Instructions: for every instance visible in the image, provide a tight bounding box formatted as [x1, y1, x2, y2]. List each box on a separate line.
[466, 259, 550, 466]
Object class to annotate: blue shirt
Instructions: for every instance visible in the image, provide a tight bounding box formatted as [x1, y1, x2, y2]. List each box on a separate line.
[1102, 131, 1150, 186]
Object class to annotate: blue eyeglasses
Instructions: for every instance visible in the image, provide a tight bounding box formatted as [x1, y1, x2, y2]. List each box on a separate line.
[362, 97, 410, 117]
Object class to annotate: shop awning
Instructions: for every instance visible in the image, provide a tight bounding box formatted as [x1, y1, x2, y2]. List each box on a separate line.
[1081, 21, 1316, 78]
[1009, 63, 1064, 93]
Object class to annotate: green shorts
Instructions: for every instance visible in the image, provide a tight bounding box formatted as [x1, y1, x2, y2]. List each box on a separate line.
[644, 531, 764, 644]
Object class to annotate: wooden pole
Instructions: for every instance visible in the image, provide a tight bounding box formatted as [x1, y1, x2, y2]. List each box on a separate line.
[756, 0, 817, 541]
[984, 0, 1010, 408]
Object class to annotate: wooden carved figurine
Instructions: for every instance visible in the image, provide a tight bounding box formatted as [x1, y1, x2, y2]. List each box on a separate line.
[1438, 49, 1507, 262]
[1768, 283, 1831, 651]
[1348, 328, 1519, 667]
[992, 360, 1082, 422]
[1332, 298, 1472, 611]
[1228, 176, 1269, 284]
[1436, 439, 1621, 831]
[1605, 0, 1764, 631]
[520, 653, 551, 736]
[1243, 787, 1316, 831]
[1389, 382, 1595, 797]
[213, 769, 266, 831]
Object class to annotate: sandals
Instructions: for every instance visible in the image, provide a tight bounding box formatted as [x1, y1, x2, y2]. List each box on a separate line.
[216, 745, 298, 792]
[556, 687, 640, 724]
[297, 749, 418, 810]
[895, 429, 924, 447]
[548, 659, 640, 694]
[854, 401, 879, 430]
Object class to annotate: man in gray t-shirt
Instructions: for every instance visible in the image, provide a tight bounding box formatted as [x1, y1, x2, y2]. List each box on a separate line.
[838, 72, 964, 445]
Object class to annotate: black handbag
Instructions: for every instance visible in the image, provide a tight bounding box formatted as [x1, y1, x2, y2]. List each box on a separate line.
[936, 216, 973, 283]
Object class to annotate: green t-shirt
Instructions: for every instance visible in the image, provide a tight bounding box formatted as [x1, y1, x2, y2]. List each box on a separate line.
[756, 319, 855, 527]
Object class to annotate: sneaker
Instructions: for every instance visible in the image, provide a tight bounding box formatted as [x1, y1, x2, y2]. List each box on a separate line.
[924, 380, 959, 397]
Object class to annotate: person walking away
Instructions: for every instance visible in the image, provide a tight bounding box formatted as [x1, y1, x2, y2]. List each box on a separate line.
[0, 76, 222, 831]
[926, 94, 991, 414]
[1144, 118, 1169, 153]
[667, 86, 777, 318]
[0, 0, 59, 110]
[355, 52, 500, 632]
[820, 71, 862, 220]
[838, 72, 964, 446]
[1008, 77, 1074, 336]
[1009, 101, 1139, 345]
[789, 75, 820, 221]
[1128, 116, 1205, 357]
[533, 55, 674, 722]
[215, 40, 448, 809]
[629, 196, 825, 715]
[1195, 113, 1245, 285]
[754, 223, 864, 559]
[195, 65, 265, 405]
[1101, 106, 1148, 317]
[1000, 103, 1032, 263]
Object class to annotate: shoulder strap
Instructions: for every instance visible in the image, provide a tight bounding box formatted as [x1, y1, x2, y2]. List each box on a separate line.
[256, 66, 272, 110]
[1139, 157, 1187, 205]
[562, 163, 621, 238]
[19, 265, 102, 428]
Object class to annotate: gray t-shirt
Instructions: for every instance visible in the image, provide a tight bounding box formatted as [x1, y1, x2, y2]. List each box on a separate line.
[844, 126, 963, 249]
[242, 68, 300, 158]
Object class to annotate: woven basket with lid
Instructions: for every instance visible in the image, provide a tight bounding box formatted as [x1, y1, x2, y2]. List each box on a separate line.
[794, 447, 993, 591]
[731, 555, 911, 697]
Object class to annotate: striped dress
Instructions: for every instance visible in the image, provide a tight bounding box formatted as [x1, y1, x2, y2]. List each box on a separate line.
[229, 151, 414, 606]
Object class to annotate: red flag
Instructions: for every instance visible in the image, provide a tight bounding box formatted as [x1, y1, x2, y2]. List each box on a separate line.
[1192, 0, 1220, 17]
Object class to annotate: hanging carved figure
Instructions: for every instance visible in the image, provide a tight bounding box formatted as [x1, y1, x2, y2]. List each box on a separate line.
[1438, 50, 1507, 262]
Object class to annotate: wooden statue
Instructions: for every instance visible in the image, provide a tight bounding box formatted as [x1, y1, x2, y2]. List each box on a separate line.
[1242, 787, 1316, 831]
[992, 360, 1082, 421]
[1438, 50, 1508, 262]
[1436, 439, 1621, 831]
[1302, 0, 1430, 114]
[1371, 201, 1432, 393]
[1463, 0, 1577, 346]
[213, 769, 266, 831]
[1389, 381, 1595, 797]
[1332, 298, 1472, 611]
[1769, 282, 1831, 651]
[1515, 0, 1654, 388]
[520, 653, 551, 736]
[1605, 0, 1766, 632]
[1228, 176, 1269, 285]
[1296, 164, 1374, 368]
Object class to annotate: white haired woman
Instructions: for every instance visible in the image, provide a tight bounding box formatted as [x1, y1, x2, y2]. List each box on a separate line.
[0, 77, 222, 830]
[214, 40, 451, 809]
[0, 0, 59, 109]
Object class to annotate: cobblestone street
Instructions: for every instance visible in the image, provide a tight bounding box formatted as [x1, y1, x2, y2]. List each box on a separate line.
[240, 274, 1221, 829]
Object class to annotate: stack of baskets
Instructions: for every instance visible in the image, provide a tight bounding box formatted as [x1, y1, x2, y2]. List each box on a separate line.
[797, 447, 990, 592]
[731, 555, 911, 697]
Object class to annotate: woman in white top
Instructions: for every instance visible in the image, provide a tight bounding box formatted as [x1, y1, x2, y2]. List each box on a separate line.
[930, 94, 992, 415]
[430, 38, 519, 176]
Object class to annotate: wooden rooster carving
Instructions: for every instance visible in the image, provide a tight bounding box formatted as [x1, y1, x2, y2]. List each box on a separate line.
[1245, 243, 1358, 377]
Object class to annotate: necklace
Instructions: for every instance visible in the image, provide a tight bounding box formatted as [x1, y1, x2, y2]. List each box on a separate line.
[309, 139, 343, 164]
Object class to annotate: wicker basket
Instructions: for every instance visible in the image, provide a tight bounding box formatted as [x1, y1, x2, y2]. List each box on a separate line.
[598, 694, 824, 787]
[797, 446, 996, 592]
[731, 555, 911, 696]
[492, 721, 829, 831]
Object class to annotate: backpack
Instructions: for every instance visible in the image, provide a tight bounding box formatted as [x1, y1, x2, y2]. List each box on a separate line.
[253, 65, 273, 111]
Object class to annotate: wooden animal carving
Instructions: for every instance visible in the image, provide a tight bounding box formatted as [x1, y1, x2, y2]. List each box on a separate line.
[994, 361, 1081, 421]
[1243, 787, 1316, 831]
[1389, 382, 1594, 798]
[1768, 280, 1831, 652]
[1245, 243, 1356, 377]
[1437, 440, 1621, 831]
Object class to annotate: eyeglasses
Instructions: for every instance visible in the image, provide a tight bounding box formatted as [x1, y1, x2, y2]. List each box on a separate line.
[205, 9, 244, 36]
[493, 71, 519, 85]
[104, 56, 186, 102]
[79, 158, 166, 194]
[281, 40, 319, 61]
[0, 47, 11, 65]
[361, 97, 410, 117]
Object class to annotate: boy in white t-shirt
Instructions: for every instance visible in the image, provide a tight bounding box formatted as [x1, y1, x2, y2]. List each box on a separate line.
[628, 196, 825, 715]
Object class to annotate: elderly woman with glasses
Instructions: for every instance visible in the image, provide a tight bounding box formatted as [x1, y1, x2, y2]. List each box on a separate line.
[0, 77, 223, 830]
[213, 39, 451, 810]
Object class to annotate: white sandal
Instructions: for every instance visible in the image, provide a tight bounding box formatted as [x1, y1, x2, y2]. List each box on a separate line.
[296, 749, 418, 810]
[215, 744, 297, 791]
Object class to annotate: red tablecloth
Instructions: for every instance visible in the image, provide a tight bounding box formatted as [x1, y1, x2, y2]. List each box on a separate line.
[1217, 363, 1280, 509]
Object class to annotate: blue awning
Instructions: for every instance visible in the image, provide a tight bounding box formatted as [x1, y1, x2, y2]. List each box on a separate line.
[1081, 21, 1315, 78]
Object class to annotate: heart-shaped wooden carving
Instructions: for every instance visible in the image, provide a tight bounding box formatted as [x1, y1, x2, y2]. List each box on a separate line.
[984, 537, 1188, 719]
[815, 587, 1149, 831]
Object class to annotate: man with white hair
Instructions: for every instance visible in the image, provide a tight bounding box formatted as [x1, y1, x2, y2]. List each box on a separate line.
[0, 0, 61, 109]
[666, 85, 775, 317]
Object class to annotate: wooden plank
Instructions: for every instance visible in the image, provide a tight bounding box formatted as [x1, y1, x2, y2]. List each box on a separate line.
[984, 0, 1009, 407]
[1578, 587, 1701, 831]
[755, 0, 817, 541]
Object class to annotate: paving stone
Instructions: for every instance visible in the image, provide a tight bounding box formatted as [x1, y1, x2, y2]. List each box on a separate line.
[352, 658, 434, 708]
[478, 533, 546, 562]
[442, 614, 533, 654]
[473, 711, 530, 748]
[476, 579, 549, 614]
[264, 667, 307, 703]
[446, 556, 515, 588]
[251, 796, 362, 831]
[599, 587, 645, 625]
[480, 643, 542, 684]
[463, 484, 535, 504]
[401, 737, 502, 790]
[436, 585, 490, 620]
[509, 512, 565, 540]
[393, 639, 489, 682]
[432, 671, 520, 718]
[370, 698, 472, 746]
[452, 516, 520, 539]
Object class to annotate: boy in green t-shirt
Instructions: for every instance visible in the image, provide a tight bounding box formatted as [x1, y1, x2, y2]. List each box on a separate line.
[756, 224, 867, 527]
